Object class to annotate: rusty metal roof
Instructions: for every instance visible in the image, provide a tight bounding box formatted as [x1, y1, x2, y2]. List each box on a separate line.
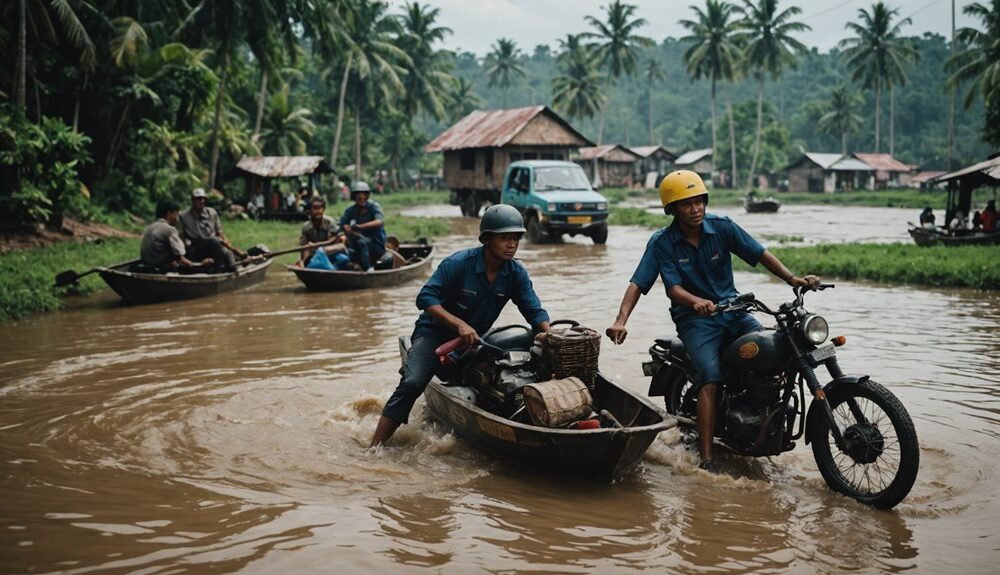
[630, 145, 676, 159]
[425, 106, 591, 152]
[852, 153, 911, 173]
[674, 148, 713, 165]
[234, 156, 333, 178]
[576, 144, 640, 162]
[932, 155, 1000, 183]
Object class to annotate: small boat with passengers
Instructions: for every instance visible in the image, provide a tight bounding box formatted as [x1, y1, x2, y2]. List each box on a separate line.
[907, 225, 1000, 247]
[288, 242, 435, 291]
[98, 258, 273, 305]
[744, 192, 781, 213]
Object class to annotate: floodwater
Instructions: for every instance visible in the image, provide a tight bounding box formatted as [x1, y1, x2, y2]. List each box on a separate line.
[2, 205, 998, 574]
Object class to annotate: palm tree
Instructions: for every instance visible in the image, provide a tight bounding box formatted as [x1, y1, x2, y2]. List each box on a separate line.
[447, 77, 483, 122]
[485, 38, 526, 107]
[736, 0, 809, 184]
[583, 0, 653, 144]
[643, 58, 666, 144]
[818, 85, 864, 154]
[552, 34, 605, 121]
[839, 2, 918, 155]
[946, 1, 1000, 110]
[259, 85, 315, 156]
[396, 2, 454, 121]
[681, 0, 742, 186]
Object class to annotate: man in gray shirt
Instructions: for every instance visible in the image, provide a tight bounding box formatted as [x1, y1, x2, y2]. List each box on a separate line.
[177, 188, 245, 272]
[140, 201, 212, 272]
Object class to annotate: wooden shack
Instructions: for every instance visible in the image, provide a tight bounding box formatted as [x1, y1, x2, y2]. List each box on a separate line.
[425, 106, 593, 194]
[785, 153, 873, 193]
[931, 155, 1000, 225]
[230, 156, 334, 220]
[852, 153, 913, 189]
[630, 145, 677, 188]
[673, 148, 713, 183]
[575, 144, 641, 188]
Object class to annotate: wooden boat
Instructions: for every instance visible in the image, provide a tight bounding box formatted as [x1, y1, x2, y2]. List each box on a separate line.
[908, 225, 1000, 247]
[744, 194, 781, 213]
[98, 259, 273, 305]
[288, 244, 435, 291]
[422, 374, 675, 481]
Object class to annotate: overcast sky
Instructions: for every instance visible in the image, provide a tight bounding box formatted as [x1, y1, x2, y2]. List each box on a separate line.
[386, 0, 979, 57]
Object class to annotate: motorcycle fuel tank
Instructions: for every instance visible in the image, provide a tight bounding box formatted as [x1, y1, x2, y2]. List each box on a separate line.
[722, 329, 791, 372]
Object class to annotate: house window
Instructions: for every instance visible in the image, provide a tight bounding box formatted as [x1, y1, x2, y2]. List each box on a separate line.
[460, 150, 475, 171]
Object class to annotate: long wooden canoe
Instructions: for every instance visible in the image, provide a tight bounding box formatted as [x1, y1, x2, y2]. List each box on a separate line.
[908, 225, 1000, 247]
[287, 244, 435, 291]
[98, 259, 272, 305]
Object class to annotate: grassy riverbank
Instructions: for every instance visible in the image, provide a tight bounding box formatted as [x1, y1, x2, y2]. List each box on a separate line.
[602, 186, 959, 209]
[734, 243, 1000, 290]
[0, 199, 451, 321]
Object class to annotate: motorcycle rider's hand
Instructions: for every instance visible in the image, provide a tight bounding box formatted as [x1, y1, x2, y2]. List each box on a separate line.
[606, 323, 628, 345]
[456, 321, 478, 347]
[788, 274, 821, 290]
[693, 298, 716, 316]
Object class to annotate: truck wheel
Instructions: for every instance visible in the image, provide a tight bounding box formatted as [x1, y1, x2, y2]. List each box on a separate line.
[590, 223, 608, 245]
[462, 194, 481, 218]
[526, 214, 545, 243]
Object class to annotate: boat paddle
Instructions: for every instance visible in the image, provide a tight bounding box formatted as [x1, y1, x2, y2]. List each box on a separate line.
[239, 238, 340, 264]
[54, 259, 142, 288]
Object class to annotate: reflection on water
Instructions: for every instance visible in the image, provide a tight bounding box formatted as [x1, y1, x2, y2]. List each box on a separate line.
[1, 207, 998, 573]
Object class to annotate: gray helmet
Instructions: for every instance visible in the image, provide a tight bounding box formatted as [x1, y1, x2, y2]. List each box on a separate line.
[350, 181, 371, 197]
[479, 204, 526, 240]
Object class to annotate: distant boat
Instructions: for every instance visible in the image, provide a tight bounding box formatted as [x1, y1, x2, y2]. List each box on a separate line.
[288, 243, 435, 291]
[744, 193, 780, 213]
[99, 259, 272, 305]
[907, 225, 1000, 247]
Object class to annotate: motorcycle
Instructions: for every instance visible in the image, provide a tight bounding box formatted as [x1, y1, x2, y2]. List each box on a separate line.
[643, 285, 919, 509]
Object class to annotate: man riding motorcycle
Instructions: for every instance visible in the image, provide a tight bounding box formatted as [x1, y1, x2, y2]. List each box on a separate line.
[605, 170, 819, 472]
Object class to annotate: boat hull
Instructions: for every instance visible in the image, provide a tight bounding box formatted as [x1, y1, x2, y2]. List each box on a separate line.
[908, 226, 1000, 247]
[745, 199, 780, 213]
[423, 374, 675, 482]
[288, 244, 435, 291]
[98, 259, 272, 305]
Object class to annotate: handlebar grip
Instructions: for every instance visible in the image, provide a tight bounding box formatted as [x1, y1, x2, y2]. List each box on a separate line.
[818, 283, 835, 290]
[434, 337, 465, 357]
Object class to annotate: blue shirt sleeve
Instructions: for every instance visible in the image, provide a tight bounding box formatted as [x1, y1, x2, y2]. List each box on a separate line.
[629, 232, 681, 294]
[722, 219, 765, 266]
[369, 202, 384, 222]
[509, 263, 550, 329]
[339, 206, 351, 228]
[415, 257, 457, 311]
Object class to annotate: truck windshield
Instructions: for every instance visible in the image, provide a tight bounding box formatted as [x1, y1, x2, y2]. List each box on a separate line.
[534, 166, 592, 191]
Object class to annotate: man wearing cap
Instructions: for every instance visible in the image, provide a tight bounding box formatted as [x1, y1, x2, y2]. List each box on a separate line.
[339, 181, 386, 271]
[605, 170, 819, 473]
[139, 200, 213, 272]
[369, 204, 551, 447]
[178, 188, 246, 273]
[295, 196, 343, 267]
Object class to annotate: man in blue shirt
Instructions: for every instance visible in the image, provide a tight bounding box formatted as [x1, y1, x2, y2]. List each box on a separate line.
[370, 204, 551, 447]
[339, 181, 386, 271]
[605, 170, 818, 472]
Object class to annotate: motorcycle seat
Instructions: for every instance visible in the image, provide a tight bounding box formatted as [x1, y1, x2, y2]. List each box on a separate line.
[654, 337, 686, 357]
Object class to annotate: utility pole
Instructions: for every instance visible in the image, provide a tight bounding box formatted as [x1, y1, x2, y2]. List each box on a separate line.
[947, 0, 956, 170]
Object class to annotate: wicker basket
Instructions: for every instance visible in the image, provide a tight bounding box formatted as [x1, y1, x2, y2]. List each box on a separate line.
[541, 323, 601, 390]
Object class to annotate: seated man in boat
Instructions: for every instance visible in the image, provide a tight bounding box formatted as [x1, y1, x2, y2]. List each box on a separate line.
[339, 181, 386, 272]
[369, 204, 552, 447]
[295, 196, 347, 268]
[178, 188, 246, 273]
[918, 206, 936, 230]
[981, 200, 998, 233]
[605, 170, 818, 473]
[139, 200, 213, 273]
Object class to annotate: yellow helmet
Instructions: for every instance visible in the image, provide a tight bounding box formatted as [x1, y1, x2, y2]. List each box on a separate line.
[658, 170, 709, 211]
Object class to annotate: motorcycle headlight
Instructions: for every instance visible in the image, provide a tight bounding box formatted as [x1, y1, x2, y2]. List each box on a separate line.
[802, 314, 829, 345]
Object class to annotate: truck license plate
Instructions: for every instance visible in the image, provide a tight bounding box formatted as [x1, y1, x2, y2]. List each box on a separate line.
[567, 216, 591, 224]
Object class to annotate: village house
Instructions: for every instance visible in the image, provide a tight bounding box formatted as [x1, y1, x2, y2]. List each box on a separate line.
[424, 106, 593, 213]
[574, 144, 641, 188]
[784, 152, 873, 193]
[853, 153, 913, 189]
[673, 148, 713, 183]
[630, 145, 677, 188]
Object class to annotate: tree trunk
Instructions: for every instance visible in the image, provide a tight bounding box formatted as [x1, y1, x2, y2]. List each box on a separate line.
[330, 51, 353, 169]
[889, 83, 895, 157]
[207, 46, 230, 192]
[748, 76, 764, 188]
[597, 76, 611, 145]
[710, 79, 717, 180]
[354, 99, 362, 180]
[874, 80, 881, 153]
[105, 101, 132, 173]
[841, 130, 846, 155]
[726, 85, 738, 189]
[648, 85, 654, 145]
[253, 68, 268, 140]
[15, 0, 26, 114]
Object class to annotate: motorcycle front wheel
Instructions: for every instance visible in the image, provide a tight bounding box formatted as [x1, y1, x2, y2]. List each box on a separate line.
[811, 379, 919, 509]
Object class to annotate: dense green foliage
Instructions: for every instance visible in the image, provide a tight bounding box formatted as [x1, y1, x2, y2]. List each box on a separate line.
[736, 243, 1000, 290]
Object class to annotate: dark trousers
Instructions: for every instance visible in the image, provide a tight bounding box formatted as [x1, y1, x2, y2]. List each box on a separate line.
[347, 235, 385, 270]
[188, 238, 236, 272]
[382, 332, 458, 424]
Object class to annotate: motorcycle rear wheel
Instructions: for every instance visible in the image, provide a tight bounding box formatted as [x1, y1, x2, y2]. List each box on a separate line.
[811, 379, 919, 509]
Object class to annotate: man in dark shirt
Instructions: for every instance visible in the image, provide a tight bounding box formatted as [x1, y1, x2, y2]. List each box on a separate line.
[339, 181, 386, 271]
[140, 200, 211, 272]
[369, 204, 551, 447]
[178, 188, 246, 273]
[606, 170, 818, 472]
[295, 196, 342, 267]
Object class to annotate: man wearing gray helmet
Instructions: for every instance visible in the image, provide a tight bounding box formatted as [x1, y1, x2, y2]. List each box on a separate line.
[339, 181, 386, 271]
[369, 204, 551, 447]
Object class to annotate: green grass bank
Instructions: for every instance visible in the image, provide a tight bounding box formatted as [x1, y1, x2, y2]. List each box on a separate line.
[601, 186, 963, 210]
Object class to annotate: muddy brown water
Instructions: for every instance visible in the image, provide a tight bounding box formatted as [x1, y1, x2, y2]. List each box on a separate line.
[2, 206, 998, 574]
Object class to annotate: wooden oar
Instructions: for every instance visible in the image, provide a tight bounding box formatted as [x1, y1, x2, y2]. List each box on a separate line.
[240, 238, 340, 264]
[54, 259, 141, 288]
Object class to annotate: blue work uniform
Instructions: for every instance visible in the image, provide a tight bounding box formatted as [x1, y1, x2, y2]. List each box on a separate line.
[339, 200, 387, 268]
[382, 246, 550, 424]
[630, 214, 766, 385]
